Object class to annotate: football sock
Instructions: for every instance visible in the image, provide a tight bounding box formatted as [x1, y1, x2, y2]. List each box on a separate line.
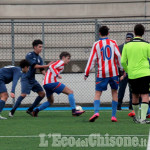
[141, 103, 148, 120]
[12, 96, 25, 111]
[147, 101, 150, 114]
[132, 103, 140, 120]
[37, 101, 50, 111]
[94, 100, 100, 114]
[0, 100, 5, 113]
[68, 94, 76, 110]
[28, 96, 44, 112]
[112, 100, 118, 117]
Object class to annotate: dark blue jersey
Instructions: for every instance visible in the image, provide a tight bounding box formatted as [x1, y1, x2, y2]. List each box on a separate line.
[25, 51, 43, 83]
[0, 66, 22, 93]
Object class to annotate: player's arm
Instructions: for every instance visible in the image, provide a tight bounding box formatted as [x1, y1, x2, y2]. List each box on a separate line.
[121, 45, 128, 73]
[114, 42, 123, 71]
[84, 43, 97, 80]
[11, 68, 22, 98]
[34, 63, 52, 69]
[26, 53, 53, 69]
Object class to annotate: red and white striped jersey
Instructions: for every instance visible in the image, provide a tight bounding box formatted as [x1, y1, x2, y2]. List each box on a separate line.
[85, 38, 123, 78]
[43, 60, 64, 85]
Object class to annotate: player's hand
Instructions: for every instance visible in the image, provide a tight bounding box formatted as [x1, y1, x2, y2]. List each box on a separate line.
[58, 75, 62, 79]
[10, 93, 15, 98]
[120, 76, 124, 81]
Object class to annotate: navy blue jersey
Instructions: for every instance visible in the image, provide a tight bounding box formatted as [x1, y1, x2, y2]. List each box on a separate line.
[0, 66, 22, 93]
[25, 51, 43, 82]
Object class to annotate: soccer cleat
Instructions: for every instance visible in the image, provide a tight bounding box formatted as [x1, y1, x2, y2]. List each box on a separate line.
[111, 116, 117, 122]
[133, 116, 140, 124]
[72, 110, 85, 117]
[89, 113, 99, 122]
[32, 109, 39, 117]
[146, 114, 150, 118]
[140, 119, 150, 124]
[128, 110, 135, 117]
[9, 111, 14, 117]
[0, 115, 7, 120]
[26, 110, 33, 116]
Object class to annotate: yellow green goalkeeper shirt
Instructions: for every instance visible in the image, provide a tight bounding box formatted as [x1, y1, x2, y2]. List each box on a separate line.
[121, 37, 150, 79]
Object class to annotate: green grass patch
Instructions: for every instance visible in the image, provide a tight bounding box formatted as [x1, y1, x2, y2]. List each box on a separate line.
[0, 110, 149, 150]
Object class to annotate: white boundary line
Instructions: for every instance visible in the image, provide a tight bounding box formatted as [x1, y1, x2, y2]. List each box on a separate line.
[0, 134, 148, 138]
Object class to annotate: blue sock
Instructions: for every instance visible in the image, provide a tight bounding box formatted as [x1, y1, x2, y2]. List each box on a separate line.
[12, 96, 25, 111]
[37, 101, 50, 111]
[112, 100, 118, 117]
[28, 96, 44, 111]
[94, 100, 100, 114]
[0, 100, 5, 113]
[147, 107, 150, 115]
[68, 94, 76, 110]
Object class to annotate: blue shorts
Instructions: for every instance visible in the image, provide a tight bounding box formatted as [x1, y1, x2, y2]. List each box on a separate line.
[0, 81, 7, 93]
[43, 82, 65, 98]
[21, 79, 43, 94]
[96, 76, 119, 91]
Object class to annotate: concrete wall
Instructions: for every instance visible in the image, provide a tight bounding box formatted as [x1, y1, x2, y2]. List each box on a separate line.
[0, 0, 150, 19]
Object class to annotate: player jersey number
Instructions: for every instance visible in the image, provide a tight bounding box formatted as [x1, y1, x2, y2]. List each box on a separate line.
[101, 45, 112, 61]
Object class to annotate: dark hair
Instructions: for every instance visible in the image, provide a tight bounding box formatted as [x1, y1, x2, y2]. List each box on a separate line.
[19, 59, 30, 68]
[99, 26, 109, 36]
[32, 39, 43, 48]
[134, 24, 145, 36]
[59, 52, 71, 59]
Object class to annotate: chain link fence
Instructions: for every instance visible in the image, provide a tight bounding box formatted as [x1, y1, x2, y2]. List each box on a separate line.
[0, 19, 150, 106]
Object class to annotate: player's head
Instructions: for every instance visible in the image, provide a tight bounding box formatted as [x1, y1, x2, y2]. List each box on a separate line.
[19, 59, 30, 73]
[134, 24, 145, 37]
[99, 26, 109, 37]
[32, 39, 43, 54]
[59, 52, 71, 65]
[125, 33, 134, 42]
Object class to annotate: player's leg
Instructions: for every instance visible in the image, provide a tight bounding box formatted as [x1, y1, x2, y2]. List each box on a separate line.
[128, 82, 133, 110]
[9, 93, 26, 117]
[33, 94, 54, 117]
[9, 79, 29, 117]
[111, 89, 118, 122]
[89, 90, 102, 122]
[132, 93, 140, 123]
[109, 76, 119, 122]
[62, 86, 85, 116]
[89, 77, 108, 122]
[0, 91, 8, 119]
[117, 76, 128, 110]
[26, 81, 45, 115]
[140, 94, 149, 122]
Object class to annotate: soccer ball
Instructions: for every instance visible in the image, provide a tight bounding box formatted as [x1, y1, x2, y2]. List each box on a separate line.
[76, 105, 83, 111]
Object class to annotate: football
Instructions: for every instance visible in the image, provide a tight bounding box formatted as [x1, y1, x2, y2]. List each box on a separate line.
[76, 105, 83, 111]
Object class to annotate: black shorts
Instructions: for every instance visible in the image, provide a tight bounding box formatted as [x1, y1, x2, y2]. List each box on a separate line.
[128, 76, 150, 94]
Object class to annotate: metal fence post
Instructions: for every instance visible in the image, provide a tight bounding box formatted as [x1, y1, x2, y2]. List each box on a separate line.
[11, 19, 15, 65]
[94, 19, 100, 81]
[42, 22, 45, 64]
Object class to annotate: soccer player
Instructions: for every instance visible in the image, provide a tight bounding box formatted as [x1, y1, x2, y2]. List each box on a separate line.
[32, 52, 85, 117]
[9, 39, 52, 117]
[0, 59, 30, 119]
[84, 26, 123, 122]
[117, 33, 134, 110]
[121, 24, 150, 124]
